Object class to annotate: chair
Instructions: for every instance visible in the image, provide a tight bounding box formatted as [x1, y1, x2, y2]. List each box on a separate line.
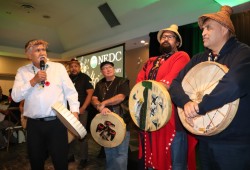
[5, 126, 26, 151]
[4, 107, 26, 152]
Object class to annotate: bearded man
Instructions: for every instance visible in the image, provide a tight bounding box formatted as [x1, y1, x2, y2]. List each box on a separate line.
[136, 24, 197, 170]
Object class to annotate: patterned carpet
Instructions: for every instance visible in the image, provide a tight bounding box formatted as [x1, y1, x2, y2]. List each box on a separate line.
[0, 125, 139, 170]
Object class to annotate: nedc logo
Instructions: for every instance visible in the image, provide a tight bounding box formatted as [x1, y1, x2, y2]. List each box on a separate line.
[90, 56, 98, 68]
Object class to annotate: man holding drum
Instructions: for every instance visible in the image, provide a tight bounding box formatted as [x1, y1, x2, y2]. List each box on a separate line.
[170, 6, 250, 170]
[136, 24, 196, 170]
[91, 61, 130, 170]
[11, 39, 80, 170]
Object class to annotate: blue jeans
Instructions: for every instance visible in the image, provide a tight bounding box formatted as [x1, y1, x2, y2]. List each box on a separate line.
[199, 140, 250, 170]
[170, 131, 188, 170]
[104, 131, 130, 170]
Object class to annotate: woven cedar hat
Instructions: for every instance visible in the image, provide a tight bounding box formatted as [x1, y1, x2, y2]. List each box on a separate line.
[198, 5, 235, 35]
[157, 24, 182, 47]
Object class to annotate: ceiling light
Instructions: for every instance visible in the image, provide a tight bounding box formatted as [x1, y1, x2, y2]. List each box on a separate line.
[21, 4, 35, 13]
[140, 40, 145, 44]
[214, 0, 249, 7]
[43, 15, 51, 19]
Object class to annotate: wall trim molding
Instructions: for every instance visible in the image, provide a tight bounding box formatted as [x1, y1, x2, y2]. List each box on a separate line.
[0, 73, 15, 80]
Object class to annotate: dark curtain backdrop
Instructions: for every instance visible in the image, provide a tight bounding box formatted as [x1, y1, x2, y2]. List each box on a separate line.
[231, 10, 250, 47]
[149, 22, 204, 58]
[149, 10, 250, 58]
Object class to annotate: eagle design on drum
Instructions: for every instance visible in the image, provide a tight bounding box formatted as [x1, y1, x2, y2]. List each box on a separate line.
[96, 121, 116, 141]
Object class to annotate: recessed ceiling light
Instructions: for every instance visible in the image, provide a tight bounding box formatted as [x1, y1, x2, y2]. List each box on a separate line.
[21, 4, 35, 13]
[21, 4, 34, 9]
[140, 40, 145, 44]
[43, 15, 51, 19]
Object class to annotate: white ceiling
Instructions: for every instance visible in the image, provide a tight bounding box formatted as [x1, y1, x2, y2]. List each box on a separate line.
[0, 0, 248, 60]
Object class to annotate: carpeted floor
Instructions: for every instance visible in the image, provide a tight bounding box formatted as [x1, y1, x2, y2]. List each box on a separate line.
[0, 135, 105, 170]
[0, 125, 139, 170]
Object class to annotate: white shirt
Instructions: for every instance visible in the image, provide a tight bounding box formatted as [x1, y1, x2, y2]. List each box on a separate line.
[12, 61, 79, 118]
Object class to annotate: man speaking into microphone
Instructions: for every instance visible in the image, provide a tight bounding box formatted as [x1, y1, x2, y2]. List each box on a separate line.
[11, 39, 79, 170]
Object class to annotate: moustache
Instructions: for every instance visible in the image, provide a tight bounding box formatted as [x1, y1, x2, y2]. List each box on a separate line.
[39, 56, 47, 61]
[159, 42, 172, 54]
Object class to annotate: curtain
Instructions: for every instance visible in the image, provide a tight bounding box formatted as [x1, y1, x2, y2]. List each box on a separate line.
[149, 22, 203, 58]
[149, 10, 250, 58]
[231, 10, 250, 46]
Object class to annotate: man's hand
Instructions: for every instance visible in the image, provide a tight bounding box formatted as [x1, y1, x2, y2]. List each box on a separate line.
[79, 107, 85, 114]
[100, 107, 111, 115]
[30, 70, 47, 86]
[37, 70, 47, 82]
[184, 101, 199, 118]
[183, 101, 199, 127]
[72, 112, 79, 120]
[97, 103, 105, 113]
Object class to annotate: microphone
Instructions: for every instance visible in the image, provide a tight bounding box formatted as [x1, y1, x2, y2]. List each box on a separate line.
[40, 60, 45, 87]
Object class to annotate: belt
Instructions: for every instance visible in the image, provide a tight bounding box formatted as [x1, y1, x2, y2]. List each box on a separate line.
[33, 116, 57, 122]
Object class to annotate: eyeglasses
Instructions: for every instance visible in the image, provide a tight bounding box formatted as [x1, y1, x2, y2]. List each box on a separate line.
[161, 35, 176, 40]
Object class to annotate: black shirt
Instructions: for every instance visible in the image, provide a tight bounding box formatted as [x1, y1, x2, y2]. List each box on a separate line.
[70, 72, 93, 109]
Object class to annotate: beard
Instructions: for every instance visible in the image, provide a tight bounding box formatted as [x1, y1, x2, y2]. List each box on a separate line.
[159, 42, 173, 55]
[70, 71, 80, 77]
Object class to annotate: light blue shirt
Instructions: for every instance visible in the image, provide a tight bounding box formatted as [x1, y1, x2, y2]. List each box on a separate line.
[12, 61, 79, 118]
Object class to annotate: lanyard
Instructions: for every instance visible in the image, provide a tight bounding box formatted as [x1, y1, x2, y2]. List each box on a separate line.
[32, 64, 50, 88]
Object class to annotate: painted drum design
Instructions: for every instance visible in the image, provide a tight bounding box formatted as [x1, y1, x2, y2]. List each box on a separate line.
[129, 80, 172, 131]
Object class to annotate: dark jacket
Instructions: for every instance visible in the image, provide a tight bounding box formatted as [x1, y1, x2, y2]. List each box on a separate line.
[169, 37, 250, 143]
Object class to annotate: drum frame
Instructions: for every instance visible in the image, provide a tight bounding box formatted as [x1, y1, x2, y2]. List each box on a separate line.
[52, 102, 87, 142]
[178, 61, 239, 136]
